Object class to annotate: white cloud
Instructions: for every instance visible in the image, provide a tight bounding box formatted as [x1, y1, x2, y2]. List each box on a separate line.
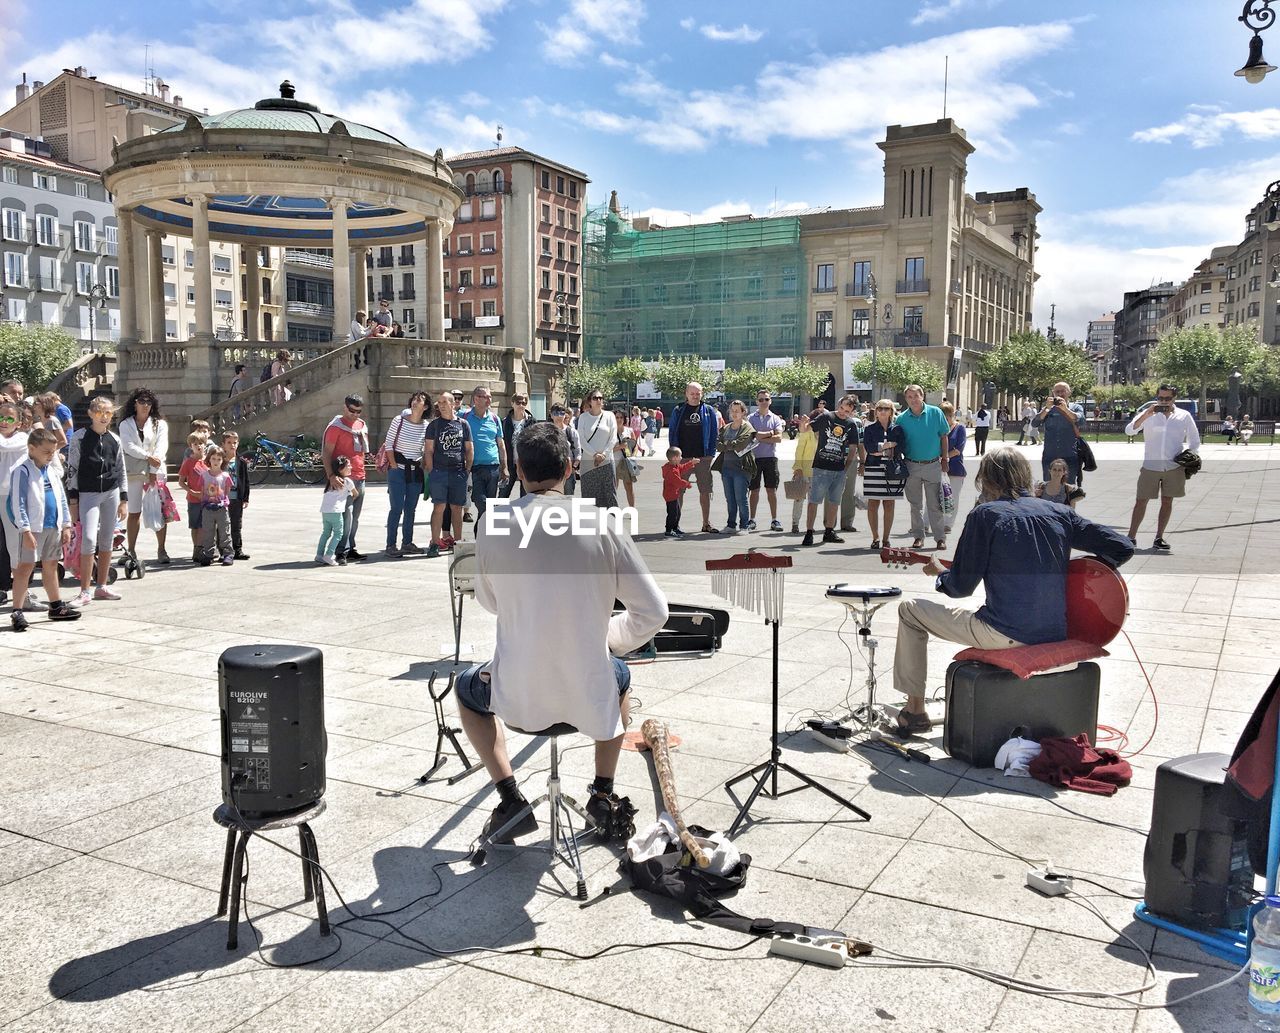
[562, 22, 1075, 156]
[911, 0, 974, 26]
[699, 24, 765, 44]
[539, 0, 645, 64]
[1132, 105, 1280, 149]
[679, 17, 695, 31]
[629, 198, 812, 226]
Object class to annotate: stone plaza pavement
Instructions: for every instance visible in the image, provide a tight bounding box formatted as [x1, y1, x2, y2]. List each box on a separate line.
[1, 436, 1277, 1032]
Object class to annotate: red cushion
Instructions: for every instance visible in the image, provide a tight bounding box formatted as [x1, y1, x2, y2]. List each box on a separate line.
[954, 639, 1108, 680]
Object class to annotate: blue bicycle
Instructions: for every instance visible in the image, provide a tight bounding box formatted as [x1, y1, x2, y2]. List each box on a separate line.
[246, 432, 326, 485]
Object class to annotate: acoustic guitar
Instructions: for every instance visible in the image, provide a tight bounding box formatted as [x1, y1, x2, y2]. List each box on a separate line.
[879, 547, 1129, 646]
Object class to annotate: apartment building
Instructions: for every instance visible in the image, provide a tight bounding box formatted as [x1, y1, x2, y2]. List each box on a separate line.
[1112, 283, 1176, 384]
[1086, 312, 1115, 386]
[1157, 247, 1230, 339]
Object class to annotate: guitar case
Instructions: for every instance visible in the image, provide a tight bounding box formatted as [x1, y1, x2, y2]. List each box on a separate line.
[614, 600, 730, 655]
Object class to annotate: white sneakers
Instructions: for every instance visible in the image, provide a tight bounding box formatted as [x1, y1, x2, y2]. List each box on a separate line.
[75, 585, 123, 606]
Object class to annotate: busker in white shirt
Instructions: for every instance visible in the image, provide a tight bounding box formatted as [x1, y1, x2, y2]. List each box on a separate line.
[1124, 384, 1201, 551]
[455, 421, 668, 843]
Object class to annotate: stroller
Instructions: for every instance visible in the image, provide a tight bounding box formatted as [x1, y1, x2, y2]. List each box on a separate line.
[57, 519, 131, 585]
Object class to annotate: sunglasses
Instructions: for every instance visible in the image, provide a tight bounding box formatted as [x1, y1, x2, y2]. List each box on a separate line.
[589, 395, 603, 401]
[0, 416, 16, 425]
[347, 406, 363, 414]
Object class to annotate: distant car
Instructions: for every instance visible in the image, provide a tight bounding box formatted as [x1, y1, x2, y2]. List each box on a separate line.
[1134, 398, 1198, 418]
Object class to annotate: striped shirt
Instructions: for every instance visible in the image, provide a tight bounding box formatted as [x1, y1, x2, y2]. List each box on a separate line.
[384, 413, 428, 462]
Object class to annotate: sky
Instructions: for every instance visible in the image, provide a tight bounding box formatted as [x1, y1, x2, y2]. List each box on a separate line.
[3, 0, 1279, 340]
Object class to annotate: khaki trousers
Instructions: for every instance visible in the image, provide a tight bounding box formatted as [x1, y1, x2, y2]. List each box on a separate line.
[893, 597, 1024, 699]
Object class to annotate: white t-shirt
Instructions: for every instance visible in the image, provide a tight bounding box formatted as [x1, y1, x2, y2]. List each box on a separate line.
[475, 494, 668, 741]
[321, 478, 355, 513]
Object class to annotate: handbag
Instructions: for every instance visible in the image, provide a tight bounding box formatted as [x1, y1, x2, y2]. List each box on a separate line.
[580, 461, 618, 508]
[376, 417, 404, 474]
[156, 480, 182, 524]
[939, 472, 955, 515]
[782, 476, 808, 501]
[141, 483, 165, 531]
[1072, 417, 1098, 473]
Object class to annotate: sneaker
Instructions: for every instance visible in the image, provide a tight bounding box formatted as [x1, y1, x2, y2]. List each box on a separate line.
[664, 530, 675, 538]
[426, 543, 440, 559]
[198, 558, 212, 567]
[93, 586, 121, 601]
[157, 550, 171, 565]
[335, 553, 348, 566]
[1153, 537, 1171, 551]
[822, 528, 845, 544]
[802, 529, 815, 547]
[233, 551, 250, 561]
[585, 789, 638, 842]
[747, 520, 758, 531]
[440, 536, 456, 550]
[24, 593, 47, 612]
[10, 610, 27, 633]
[221, 555, 235, 566]
[463, 511, 474, 523]
[791, 525, 799, 534]
[346, 549, 366, 562]
[321, 555, 338, 567]
[672, 529, 686, 539]
[75, 589, 92, 607]
[770, 520, 783, 532]
[726, 524, 737, 533]
[401, 542, 423, 555]
[482, 797, 538, 844]
[48, 601, 82, 622]
[191, 551, 200, 564]
[385, 546, 402, 559]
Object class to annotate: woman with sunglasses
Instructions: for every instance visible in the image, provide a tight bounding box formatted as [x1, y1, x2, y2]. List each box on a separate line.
[859, 398, 907, 550]
[119, 388, 171, 564]
[575, 391, 617, 505]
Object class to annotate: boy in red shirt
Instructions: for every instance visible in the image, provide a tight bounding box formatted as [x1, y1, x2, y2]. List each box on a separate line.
[661, 446, 698, 538]
[177, 432, 207, 563]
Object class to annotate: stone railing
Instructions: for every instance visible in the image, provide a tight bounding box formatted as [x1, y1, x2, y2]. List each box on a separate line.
[213, 342, 339, 376]
[47, 350, 111, 398]
[128, 344, 188, 371]
[377, 338, 505, 374]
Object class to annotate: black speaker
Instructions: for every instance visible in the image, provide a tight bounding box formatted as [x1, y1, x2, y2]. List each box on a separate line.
[943, 660, 1100, 768]
[1143, 753, 1253, 932]
[219, 644, 327, 819]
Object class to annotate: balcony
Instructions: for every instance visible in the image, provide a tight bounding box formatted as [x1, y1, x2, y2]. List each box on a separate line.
[286, 300, 334, 319]
[962, 336, 994, 354]
[812, 284, 837, 294]
[845, 281, 872, 298]
[463, 181, 512, 197]
[376, 256, 394, 267]
[893, 330, 929, 348]
[845, 334, 871, 348]
[31, 275, 62, 292]
[399, 253, 415, 266]
[284, 249, 333, 269]
[809, 335, 838, 351]
[896, 278, 930, 294]
[399, 290, 416, 300]
[450, 317, 475, 329]
[479, 279, 498, 289]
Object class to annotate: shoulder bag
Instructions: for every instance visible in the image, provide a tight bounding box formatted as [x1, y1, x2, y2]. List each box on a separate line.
[376, 417, 404, 474]
[1071, 415, 1098, 473]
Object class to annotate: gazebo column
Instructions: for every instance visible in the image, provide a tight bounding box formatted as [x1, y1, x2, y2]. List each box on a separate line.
[330, 198, 351, 343]
[146, 230, 164, 343]
[426, 219, 444, 340]
[189, 195, 214, 342]
[355, 247, 368, 318]
[246, 247, 262, 342]
[117, 209, 138, 347]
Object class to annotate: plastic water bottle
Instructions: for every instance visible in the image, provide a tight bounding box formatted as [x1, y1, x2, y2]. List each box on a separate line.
[1250, 896, 1280, 1029]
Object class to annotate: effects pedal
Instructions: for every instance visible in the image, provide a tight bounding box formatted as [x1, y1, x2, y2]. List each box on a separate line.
[767, 934, 849, 969]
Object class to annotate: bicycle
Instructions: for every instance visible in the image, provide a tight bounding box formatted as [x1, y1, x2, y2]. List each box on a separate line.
[246, 432, 326, 485]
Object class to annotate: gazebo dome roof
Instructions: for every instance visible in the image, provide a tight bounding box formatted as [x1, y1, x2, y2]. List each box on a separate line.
[160, 81, 405, 147]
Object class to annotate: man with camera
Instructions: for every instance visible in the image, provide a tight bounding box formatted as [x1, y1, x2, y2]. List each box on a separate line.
[1033, 381, 1085, 483]
[1124, 385, 1201, 551]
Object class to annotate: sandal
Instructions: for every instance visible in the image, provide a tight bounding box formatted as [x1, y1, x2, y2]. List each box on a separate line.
[893, 710, 932, 736]
[911, 538, 924, 549]
[869, 539, 881, 550]
[935, 540, 946, 551]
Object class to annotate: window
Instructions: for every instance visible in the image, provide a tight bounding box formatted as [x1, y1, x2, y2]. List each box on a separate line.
[903, 305, 923, 334]
[74, 220, 96, 252]
[904, 257, 925, 283]
[570, 211, 578, 230]
[484, 334, 496, 346]
[480, 233, 495, 253]
[541, 235, 552, 256]
[781, 265, 797, 295]
[851, 309, 869, 336]
[403, 308, 415, 325]
[1201, 281, 1212, 293]
[213, 255, 232, 273]
[35, 214, 56, 246]
[556, 208, 565, 228]
[2, 208, 24, 241]
[850, 260, 871, 296]
[652, 283, 668, 304]
[481, 267, 496, 286]
[815, 311, 833, 338]
[780, 313, 797, 345]
[541, 270, 551, 290]
[74, 262, 94, 295]
[459, 269, 473, 287]
[569, 181, 578, 199]
[162, 281, 177, 302]
[75, 182, 88, 198]
[35, 173, 56, 191]
[457, 235, 472, 255]
[542, 302, 551, 322]
[1200, 303, 1211, 315]
[400, 244, 414, 264]
[556, 175, 565, 194]
[106, 266, 120, 298]
[480, 198, 496, 219]
[104, 224, 117, 256]
[1, 167, 15, 185]
[381, 274, 393, 299]
[4, 252, 27, 287]
[457, 202, 473, 223]
[184, 249, 194, 269]
[186, 287, 195, 304]
[556, 241, 565, 260]
[482, 300, 496, 317]
[569, 275, 577, 293]
[569, 244, 576, 262]
[814, 263, 835, 292]
[745, 316, 762, 344]
[540, 203, 551, 224]
[165, 319, 177, 340]
[540, 170, 551, 190]
[161, 244, 175, 266]
[215, 289, 233, 308]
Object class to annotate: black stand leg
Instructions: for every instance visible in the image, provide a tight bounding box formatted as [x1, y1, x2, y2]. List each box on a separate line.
[453, 593, 464, 664]
[417, 671, 483, 786]
[299, 826, 314, 902]
[217, 826, 236, 917]
[226, 831, 249, 950]
[300, 824, 330, 938]
[723, 618, 871, 837]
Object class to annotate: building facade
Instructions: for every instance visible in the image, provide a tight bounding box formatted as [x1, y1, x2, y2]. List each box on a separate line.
[0, 130, 120, 345]
[1157, 247, 1230, 340]
[1111, 283, 1176, 384]
[1221, 198, 1279, 347]
[1086, 311, 1115, 386]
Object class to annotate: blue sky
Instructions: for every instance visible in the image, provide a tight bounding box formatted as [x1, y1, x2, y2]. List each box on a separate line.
[4, 0, 1279, 338]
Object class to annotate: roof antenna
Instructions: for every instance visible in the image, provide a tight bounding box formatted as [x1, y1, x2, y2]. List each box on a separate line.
[143, 43, 150, 95]
[942, 55, 949, 119]
[495, 123, 503, 147]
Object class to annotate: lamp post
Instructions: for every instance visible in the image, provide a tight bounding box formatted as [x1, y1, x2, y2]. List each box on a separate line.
[1238, 1, 1278, 82]
[87, 282, 108, 352]
[865, 273, 879, 399]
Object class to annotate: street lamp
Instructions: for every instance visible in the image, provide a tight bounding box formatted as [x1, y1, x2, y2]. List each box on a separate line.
[86, 282, 108, 352]
[865, 273, 879, 399]
[1237, 1, 1278, 83]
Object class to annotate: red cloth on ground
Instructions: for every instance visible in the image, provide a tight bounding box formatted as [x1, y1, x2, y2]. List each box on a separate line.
[1029, 733, 1132, 796]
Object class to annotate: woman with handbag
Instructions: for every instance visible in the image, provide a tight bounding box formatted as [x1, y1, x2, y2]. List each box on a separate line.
[941, 401, 967, 534]
[575, 390, 618, 507]
[119, 388, 171, 565]
[711, 400, 757, 533]
[382, 391, 429, 557]
[859, 398, 908, 549]
[613, 409, 639, 509]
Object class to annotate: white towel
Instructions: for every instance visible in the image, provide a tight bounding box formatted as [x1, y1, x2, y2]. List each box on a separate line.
[994, 736, 1042, 777]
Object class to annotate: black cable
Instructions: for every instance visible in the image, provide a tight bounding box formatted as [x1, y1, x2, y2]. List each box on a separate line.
[238, 849, 344, 968]
[945, 769, 1149, 837]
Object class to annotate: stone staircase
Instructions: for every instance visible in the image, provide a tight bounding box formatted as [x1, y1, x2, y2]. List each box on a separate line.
[47, 351, 117, 424]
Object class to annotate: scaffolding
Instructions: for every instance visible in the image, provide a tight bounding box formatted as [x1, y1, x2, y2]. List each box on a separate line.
[582, 203, 807, 369]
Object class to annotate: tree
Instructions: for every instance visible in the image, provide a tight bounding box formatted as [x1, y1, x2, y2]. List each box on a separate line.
[649, 353, 706, 399]
[978, 330, 1094, 399]
[1150, 323, 1267, 414]
[0, 323, 81, 392]
[720, 365, 772, 402]
[1094, 381, 1160, 412]
[563, 359, 617, 406]
[852, 351, 945, 396]
[766, 357, 832, 406]
[608, 355, 649, 406]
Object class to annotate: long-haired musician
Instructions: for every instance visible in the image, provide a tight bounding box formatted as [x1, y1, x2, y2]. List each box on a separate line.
[891, 448, 1133, 736]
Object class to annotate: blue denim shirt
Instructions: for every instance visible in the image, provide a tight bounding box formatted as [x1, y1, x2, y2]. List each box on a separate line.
[936, 494, 1133, 644]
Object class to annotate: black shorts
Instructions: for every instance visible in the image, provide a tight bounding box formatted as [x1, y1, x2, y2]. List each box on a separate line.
[749, 457, 780, 491]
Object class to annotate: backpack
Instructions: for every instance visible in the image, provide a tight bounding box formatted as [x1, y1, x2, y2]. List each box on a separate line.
[260, 363, 273, 383]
